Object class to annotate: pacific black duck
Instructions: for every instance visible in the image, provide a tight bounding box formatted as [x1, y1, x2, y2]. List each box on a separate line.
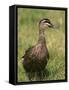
[22, 18, 53, 81]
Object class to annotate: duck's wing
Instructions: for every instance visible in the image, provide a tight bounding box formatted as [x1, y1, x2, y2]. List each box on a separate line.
[22, 46, 34, 59]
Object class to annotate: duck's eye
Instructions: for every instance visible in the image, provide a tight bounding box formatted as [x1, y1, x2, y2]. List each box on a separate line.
[43, 21, 47, 23]
[43, 20, 50, 24]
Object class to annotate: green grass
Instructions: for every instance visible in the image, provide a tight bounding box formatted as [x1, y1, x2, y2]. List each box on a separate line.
[17, 8, 65, 82]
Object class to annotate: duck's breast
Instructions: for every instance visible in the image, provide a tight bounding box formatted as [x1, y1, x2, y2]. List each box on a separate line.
[31, 44, 47, 59]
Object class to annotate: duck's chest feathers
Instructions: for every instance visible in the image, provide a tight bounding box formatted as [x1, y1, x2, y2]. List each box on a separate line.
[31, 44, 47, 59]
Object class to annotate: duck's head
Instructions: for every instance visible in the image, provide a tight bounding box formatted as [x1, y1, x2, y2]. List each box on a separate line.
[39, 18, 53, 29]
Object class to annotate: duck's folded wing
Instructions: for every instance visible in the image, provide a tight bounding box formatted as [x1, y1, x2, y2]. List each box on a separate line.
[22, 46, 34, 59]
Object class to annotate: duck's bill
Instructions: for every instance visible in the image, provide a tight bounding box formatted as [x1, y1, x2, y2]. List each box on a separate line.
[48, 23, 54, 28]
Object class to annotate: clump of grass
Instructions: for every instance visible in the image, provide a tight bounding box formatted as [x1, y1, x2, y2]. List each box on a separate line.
[17, 8, 65, 82]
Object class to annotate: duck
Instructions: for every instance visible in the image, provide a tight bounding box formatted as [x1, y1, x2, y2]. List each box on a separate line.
[22, 18, 53, 81]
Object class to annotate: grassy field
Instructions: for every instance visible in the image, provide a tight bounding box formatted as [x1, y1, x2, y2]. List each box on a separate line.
[17, 8, 65, 82]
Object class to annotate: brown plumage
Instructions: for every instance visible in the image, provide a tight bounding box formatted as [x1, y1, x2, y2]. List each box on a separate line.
[22, 18, 53, 80]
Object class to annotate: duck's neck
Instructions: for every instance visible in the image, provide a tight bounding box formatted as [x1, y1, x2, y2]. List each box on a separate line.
[38, 26, 46, 45]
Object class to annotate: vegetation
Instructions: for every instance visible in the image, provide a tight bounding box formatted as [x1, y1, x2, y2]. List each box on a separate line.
[17, 8, 65, 82]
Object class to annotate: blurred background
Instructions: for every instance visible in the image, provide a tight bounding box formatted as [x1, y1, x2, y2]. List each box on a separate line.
[17, 8, 65, 82]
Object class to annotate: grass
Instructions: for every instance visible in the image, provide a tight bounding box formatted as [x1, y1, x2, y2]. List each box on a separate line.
[17, 8, 65, 82]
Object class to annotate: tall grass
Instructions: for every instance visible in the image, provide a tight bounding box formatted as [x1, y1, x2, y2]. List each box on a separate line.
[17, 8, 65, 82]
